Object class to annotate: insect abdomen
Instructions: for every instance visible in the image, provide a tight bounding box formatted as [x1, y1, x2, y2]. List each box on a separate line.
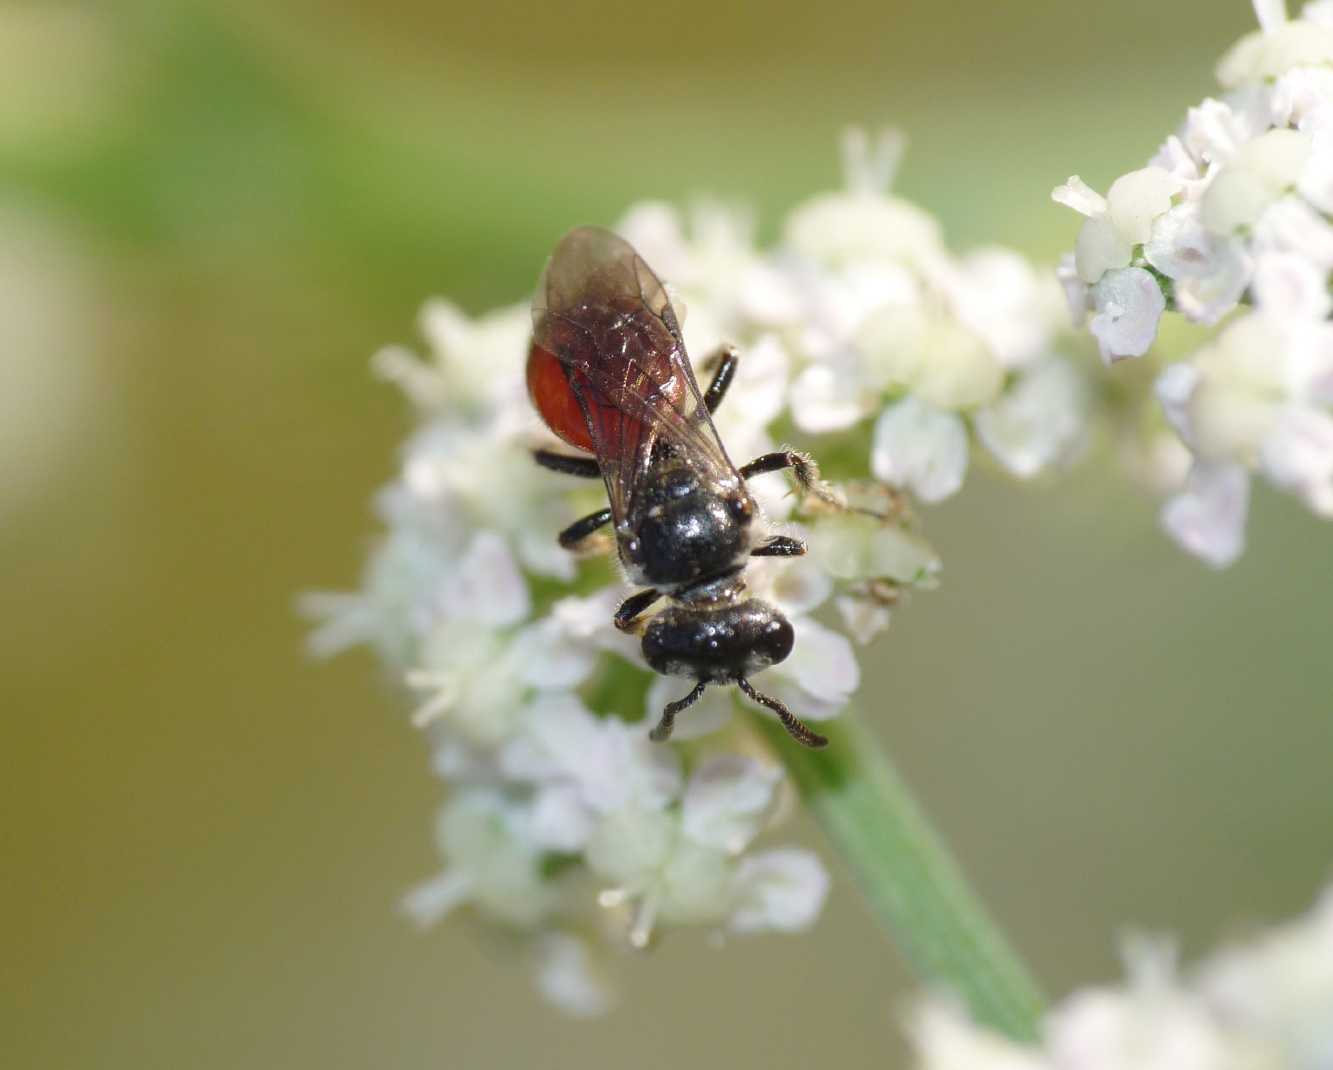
[526, 341, 595, 452]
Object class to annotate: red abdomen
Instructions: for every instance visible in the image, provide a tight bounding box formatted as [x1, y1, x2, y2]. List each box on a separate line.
[527, 304, 688, 459]
[527, 340, 595, 452]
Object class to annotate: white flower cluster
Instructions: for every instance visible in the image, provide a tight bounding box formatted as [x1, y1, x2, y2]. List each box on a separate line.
[302, 133, 1085, 1014]
[1055, 0, 1333, 566]
[300, 300, 843, 1015]
[626, 129, 1088, 506]
[911, 883, 1333, 1070]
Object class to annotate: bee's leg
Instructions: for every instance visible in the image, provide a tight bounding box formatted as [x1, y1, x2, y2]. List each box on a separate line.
[737, 678, 828, 748]
[558, 508, 612, 549]
[614, 587, 661, 632]
[648, 679, 707, 743]
[739, 450, 842, 508]
[701, 345, 740, 414]
[751, 534, 807, 557]
[533, 449, 601, 478]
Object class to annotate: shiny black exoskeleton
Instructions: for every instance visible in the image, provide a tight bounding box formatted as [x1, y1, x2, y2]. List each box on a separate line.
[535, 346, 830, 749]
[642, 596, 794, 682]
[529, 226, 834, 747]
[621, 463, 753, 588]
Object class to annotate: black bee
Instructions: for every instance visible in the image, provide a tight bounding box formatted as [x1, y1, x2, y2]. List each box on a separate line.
[527, 226, 830, 748]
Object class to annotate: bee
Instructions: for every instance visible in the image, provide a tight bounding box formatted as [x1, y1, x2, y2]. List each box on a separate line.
[527, 226, 832, 748]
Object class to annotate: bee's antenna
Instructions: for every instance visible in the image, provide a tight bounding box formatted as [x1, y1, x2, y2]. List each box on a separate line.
[736, 678, 828, 749]
[649, 680, 708, 742]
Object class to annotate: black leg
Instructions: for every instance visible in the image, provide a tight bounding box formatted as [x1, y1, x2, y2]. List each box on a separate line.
[739, 450, 842, 508]
[649, 679, 707, 742]
[701, 345, 740, 414]
[534, 449, 601, 479]
[614, 588, 662, 632]
[752, 534, 807, 558]
[558, 508, 612, 549]
[736, 678, 828, 748]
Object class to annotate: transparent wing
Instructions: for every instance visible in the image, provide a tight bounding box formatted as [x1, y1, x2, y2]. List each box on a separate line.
[531, 226, 738, 525]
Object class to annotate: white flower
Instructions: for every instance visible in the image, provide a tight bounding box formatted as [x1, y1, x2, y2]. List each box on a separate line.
[1260, 403, 1333, 515]
[835, 595, 893, 645]
[975, 360, 1088, 479]
[706, 333, 790, 460]
[1181, 315, 1287, 461]
[1055, 169, 1181, 285]
[1179, 95, 1270, 173]
[857, 301, 1004, 409]
[1299, 129, 1333, 212]
[1273, 66, 1333, 132]
[311, 132, 1094, 1013]
[1160, 461, 1251, 568]
[1044, 942, 1242, 1070]
[871, 396, 970, 503]
[534, 933, 615, 1018]
[910, 1000, 1052, 1070]
[807, 509, 942, 587]
[940, 248, 1062, 370]
[728, 849, 830, 934]
[1106, 168, 1184, 244]
[1089, 267, 1167, 363]
[1056, 255, 1089, 327]
[912, 882, 1333, 1070]
[1074, 216, 1134, 285]
[1253, 0, 1290, 33]
[1252, 251, 1331, 322]
[1057, 2, 1333, 561]
[1203, 130, 1312, 234]
[501, 694, 682, 834]
[432, 530, 530, 627]
[585, 755, 827, 946]
[789, 359, 872, 433]
[393, 420, 584, 581]
[1218, 4, 1333, 87]
[1156, 362, 1202, 445]
[373, 299, 529, 417]
[679, 754, 784, 852]
[744, 552, 860, 721]
[403, 790, 557, 929]
[761, 618, 860, 722]
[1199, 887, 1333, 1069]
[784, 187, 943, 271]
[299, 523, 471, 664]
[1253, 195, 1333, 270]
[1144, 203, 1251, 326]
[1051, 176, 1108, 218]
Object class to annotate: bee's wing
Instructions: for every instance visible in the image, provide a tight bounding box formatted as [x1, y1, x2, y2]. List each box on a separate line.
[532, 226, 739, 526]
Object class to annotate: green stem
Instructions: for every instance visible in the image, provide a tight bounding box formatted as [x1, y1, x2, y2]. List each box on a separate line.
[760, 707, 1046, 1042]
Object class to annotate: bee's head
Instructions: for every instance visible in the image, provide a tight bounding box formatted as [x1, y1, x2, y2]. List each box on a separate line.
[640, 598, 794, 683]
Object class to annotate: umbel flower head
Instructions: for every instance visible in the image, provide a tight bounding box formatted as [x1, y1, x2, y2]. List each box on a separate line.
[1054, 0, 1333, 567]
[302, 130, 1088, 1014]
[910, 883, 1333, 1070]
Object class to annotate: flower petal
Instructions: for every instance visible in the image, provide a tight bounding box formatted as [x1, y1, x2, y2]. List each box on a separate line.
[1090, 267, 1167, 363]
[535, 934, 615, 1018]
[871, 396, 969, 503]
[681, 754, 783, 853]
[1051, 176, 1108, 218]
[728, 849, 830, 934]
[975, 360, 1088, 479]
[1160, 462, 1251, 568]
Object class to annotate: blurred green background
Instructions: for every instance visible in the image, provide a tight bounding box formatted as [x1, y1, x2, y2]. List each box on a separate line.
[5, 1, 1331, 1067]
